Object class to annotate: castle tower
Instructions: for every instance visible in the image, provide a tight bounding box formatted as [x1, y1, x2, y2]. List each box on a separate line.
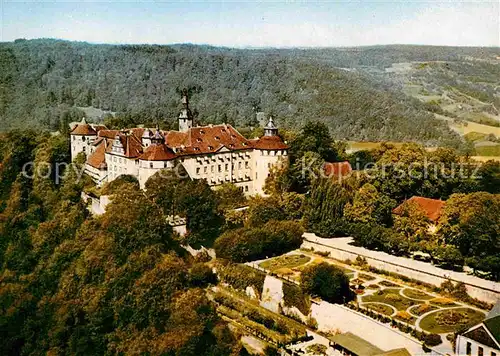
[142, 128, 153, 148]
[178, 89, 193, 133]
[151, 125, 165, 145]
[69, 117, 97, 160]
[264, 116, 278, 136]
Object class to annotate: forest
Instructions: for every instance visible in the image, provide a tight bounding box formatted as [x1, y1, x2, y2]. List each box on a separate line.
[0, 39, 467, 147]
[0, 119, 499, 354]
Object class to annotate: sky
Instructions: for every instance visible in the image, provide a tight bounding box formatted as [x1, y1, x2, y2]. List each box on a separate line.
[1, 1, 499, 47]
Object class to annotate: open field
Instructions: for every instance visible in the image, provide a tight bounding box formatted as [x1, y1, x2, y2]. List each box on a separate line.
[470, 155, 500, 162]
[450, 120, 500, 137]
[346, 141, 405, 152]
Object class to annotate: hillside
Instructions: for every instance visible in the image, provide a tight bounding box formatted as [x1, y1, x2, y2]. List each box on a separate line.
[2, 39, 496, 147]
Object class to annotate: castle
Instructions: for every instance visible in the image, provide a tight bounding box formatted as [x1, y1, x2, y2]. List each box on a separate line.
[70, 91, 288, 195]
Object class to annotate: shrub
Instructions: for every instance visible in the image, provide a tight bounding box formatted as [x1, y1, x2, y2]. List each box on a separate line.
[214, 220, 304, 262]
[189, 263, 217, 287]
[424, 333, 442, 346]
[300, 262, 353, 304]
[283, 282, 310, 315]
[218, 263, 266, 295]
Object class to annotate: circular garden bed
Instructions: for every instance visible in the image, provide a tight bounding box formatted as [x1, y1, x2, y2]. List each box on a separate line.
[362, 303, 395, 316]
[419, 308, 485, 334]
[409, 303, 438, 317]
[402, 288, 433, 300]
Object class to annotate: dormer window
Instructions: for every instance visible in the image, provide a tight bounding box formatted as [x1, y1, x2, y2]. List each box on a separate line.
[194, 147, 200, 151]
[200, 129, 205, 134]
[208, 145, 213, 150]
[215, 136, 220, 140]
[196, 138, 202, 142]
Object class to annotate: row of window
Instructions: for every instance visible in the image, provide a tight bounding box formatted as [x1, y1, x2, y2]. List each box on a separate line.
[195, 161, 250, 175]
[466, 342, 496, 356]
[261, 150, 286, 156]
[72, 135, 93, 142]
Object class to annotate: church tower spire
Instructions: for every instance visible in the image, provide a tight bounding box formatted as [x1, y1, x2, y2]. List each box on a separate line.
[178, 89, 193, 133]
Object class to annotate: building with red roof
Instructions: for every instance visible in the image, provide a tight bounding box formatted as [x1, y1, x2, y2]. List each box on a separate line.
[323, 161, 352, 180]
[392, 196, 446, 234]
[392, 196, 445, 222]
[71, 92, 288, 195]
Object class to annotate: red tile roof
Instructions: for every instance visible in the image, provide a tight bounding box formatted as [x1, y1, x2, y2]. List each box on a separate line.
[393, 196, 446, 222]
[323, 161, 352, 178]
[70, 123, 97, 136]
[164, 131, 188, 147]
[139, 144, 176, 161]
[250, 135, 289, 150]
[171, 124, 254, 155]
[98, 130, 120, 139]
[120, 134, 143, 158]
[87, 124, 288, 164]
[87, 139, 110, 169]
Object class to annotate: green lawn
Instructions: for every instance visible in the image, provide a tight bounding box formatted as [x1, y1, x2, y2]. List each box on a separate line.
[362, 289, 417, 311]
[401, 288, 434, 300]
[259, 254, 311, 272]
[363, 303, 394, 316]
[419, 308, 485, 334]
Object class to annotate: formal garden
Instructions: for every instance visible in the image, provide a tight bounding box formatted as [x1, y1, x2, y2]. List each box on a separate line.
[419, 308, 486, 334]
[257, 253, 355, 282]
[359, 281, 486, 334]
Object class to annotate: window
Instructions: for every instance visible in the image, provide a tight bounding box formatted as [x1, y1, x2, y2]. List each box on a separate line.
[211, 166, 214, 173]
[150, 163, 153, 168]
[466, 342, 471, 355]
[255, 172, 258, 179]
[238, 162, 242, 169]
[478, 347, 483, 356]
[81, 136, 85, 142]
[204, 167, 207, 173]
[491, 352, 497, 356]
[196, 167, 200, 174]
[225, 164, 228, 171]
[245, 185, 249, 192]
[218, 165, 222, 172]
[245, 161, 249, 169]
[164, 162, 168, 168]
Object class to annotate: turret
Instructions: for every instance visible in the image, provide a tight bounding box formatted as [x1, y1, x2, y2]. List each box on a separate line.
[264, 116, 278, 137]
[69, 117, 97, 160]
[178, 89, 193, 133]
[151, 125, 165, 145]
[142, 128, 153, 147]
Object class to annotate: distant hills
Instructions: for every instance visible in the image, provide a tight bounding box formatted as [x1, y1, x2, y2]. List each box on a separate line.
[1, 39, 499, 148]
